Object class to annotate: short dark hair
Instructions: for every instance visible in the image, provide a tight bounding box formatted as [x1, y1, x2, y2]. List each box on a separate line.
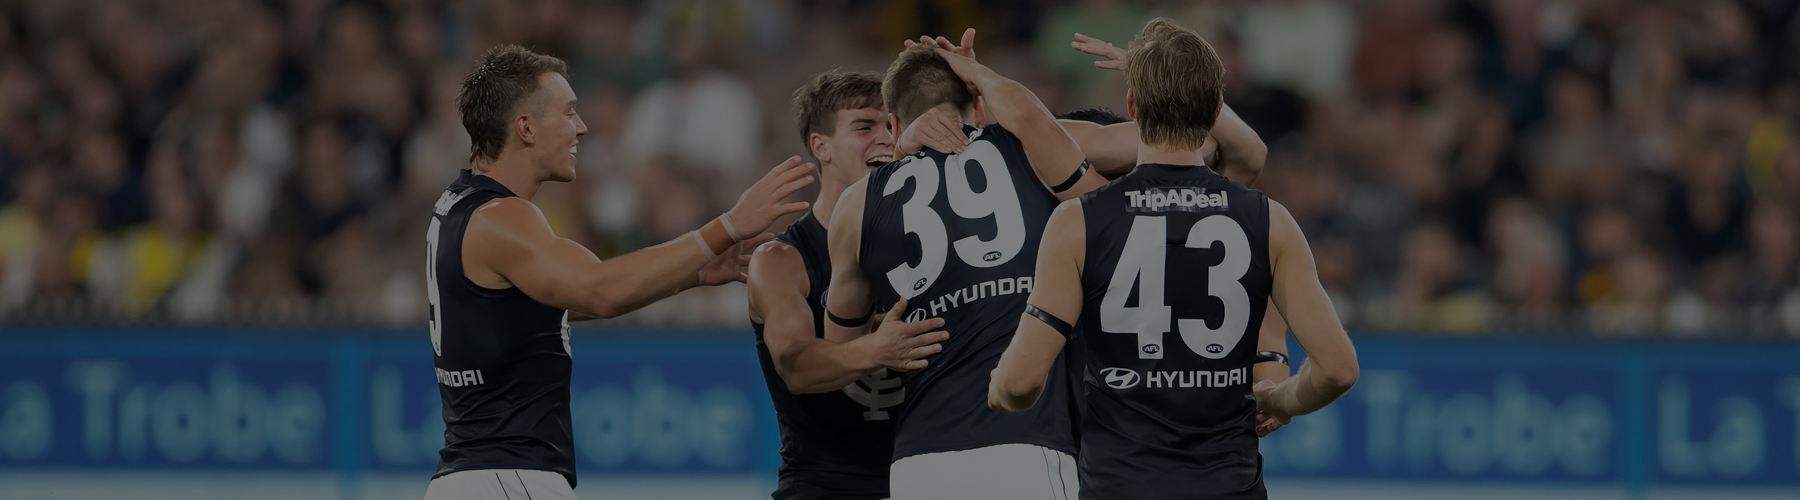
[882, 43, 974, 127]
[1056, 107, 1131, 126]
[1126, 18, 1224, 150]
[792, 70, 885, 150]
[457, 44, 569, 164]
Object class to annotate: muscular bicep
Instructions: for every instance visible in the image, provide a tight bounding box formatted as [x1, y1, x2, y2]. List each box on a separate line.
[1025, 200, 1086, 325]
[1267, 201, 1355, 374]
[824, 182, 874, 343]
[465, 199, 602, 313]
[1254, 300, 1290, 385]
[748, 242, 816, 379]
[994, 200, 1086, 403]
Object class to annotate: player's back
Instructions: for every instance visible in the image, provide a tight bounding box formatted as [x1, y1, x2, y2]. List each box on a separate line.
[427, 170, 577, 485]
[751, 211, 897, 499]
[859, 124, 1076, 460]
[1075, 163, 1273, 499]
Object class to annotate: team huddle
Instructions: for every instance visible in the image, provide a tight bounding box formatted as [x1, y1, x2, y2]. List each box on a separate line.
[423, 17, 1358, 500]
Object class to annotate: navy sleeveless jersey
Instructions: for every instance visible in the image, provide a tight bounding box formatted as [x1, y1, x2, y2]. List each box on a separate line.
[1074, 163, 1273, 499]
[751, 210, 900, 499]
[859, 124, 1077, 459]
[427, 170, 577, 486]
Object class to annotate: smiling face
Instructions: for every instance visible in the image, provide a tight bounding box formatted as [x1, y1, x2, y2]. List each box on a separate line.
[812, 106, 895, 186]
[526, 72, 587, 182]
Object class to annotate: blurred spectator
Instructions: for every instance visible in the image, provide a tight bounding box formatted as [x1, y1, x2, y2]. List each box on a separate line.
[1237, 0, 1356, 101]
[0, 0, 1793, 336]
[1033, 0, 1145, 103]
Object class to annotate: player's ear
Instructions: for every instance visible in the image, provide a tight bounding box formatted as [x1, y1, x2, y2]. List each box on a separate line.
[972, 97, 989, 128]
[1126, 89, 1137, 121]
[809, 132, 832, 164]
[888, 113, 903, 157]
[514, 112, 534, 146]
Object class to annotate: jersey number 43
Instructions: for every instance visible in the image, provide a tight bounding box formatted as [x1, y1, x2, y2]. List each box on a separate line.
[1102, 215, 1251, 360]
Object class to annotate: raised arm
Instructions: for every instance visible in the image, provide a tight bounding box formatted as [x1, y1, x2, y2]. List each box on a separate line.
[1206, 105, 1267, 185]
[1068, 33, 1266, 186]
[989, 199, 1086, 413]
[933, 34, 1106, 201]
[466, 157, 813, 318]
[1254, 201, 1358, 422]
[749, 240, 947, 394]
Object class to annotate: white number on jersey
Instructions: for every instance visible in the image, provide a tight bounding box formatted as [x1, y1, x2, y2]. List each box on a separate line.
[1100, 215, 1252, 359]
[880, 140, 1028, 298]
[426, 217, 444, 356]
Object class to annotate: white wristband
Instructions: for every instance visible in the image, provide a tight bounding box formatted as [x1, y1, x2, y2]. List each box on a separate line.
[719, 213, 744, 242]
[692, 231, 717, 260]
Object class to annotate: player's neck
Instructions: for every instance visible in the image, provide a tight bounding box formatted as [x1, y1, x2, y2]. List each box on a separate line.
[471, 159, 543, 200]
[1136, 142, 1207, 169]
[810, 173, 850, 227]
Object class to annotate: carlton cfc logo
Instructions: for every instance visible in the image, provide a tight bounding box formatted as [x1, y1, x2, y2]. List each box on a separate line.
[1101, 367, 1140, 389]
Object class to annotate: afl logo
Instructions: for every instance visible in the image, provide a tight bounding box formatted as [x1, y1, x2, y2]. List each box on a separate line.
[1142, 344, 1161, 355]
[1101, 368, 1140, 389]
[983, 251, 1003, 262]
[913, 278, 927, 290]
[1206, 344, 1224, 354]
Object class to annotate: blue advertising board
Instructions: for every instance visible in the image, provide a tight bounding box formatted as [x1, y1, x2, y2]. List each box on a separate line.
[0, 329, 776, 481]
[0, 328, 1796, 497]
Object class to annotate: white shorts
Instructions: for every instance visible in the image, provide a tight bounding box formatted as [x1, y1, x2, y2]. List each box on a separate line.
[888, 443, 1079, 500]
[425, 469, 577, 500]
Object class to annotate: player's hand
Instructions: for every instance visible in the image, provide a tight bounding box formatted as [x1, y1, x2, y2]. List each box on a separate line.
[897, 107, 967, 155]
[1071, 33, 1127, 71]
[903, 28, 976, 61]
[987, 367, 1014, 414]
[1253, 380, 1292, 432]
[862, 298, 948, 372]
[727, 156, 814, 235]
[1255, 410, 1285, 437]
[933, 47, 983, 95]
[699, 233, 775, 286]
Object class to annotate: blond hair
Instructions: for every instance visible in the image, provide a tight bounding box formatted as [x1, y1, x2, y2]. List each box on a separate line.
[1125, 19, 1225, 150]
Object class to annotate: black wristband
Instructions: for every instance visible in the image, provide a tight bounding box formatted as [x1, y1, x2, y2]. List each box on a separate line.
[1024, 304, 1074, 338]
[1255, 351, 1289, 365]
[1049, 161, 1090, 194]
[827, 310, 870, 328]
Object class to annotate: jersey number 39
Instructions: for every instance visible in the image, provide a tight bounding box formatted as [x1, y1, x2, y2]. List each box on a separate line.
[1102, 215, 1250, 360]
[880, 141, 1026, 299]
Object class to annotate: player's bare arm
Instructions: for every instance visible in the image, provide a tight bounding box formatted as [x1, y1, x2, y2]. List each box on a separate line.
[822, 178, 878, 342]
[466, 157, 814, 318]
[749, 239, 947, 394]
[931, 34, 1106, 201]
[1254, 200, 1359, 424]
[1207, 105, 1267, 185]
[988, 199, 1086, 413]
[1068, 33, 1266, 185]
[1252, 308, 1291, 436]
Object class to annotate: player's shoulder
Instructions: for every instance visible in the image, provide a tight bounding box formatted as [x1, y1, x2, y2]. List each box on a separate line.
[469, 196, 545, 223]
[466, 197, 553, 242]
[752, 238, 802, 264]
[750, 238, 808, 284]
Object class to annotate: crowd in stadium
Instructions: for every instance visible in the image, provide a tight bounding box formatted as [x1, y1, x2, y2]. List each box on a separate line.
[0, 0, 1794, 337]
